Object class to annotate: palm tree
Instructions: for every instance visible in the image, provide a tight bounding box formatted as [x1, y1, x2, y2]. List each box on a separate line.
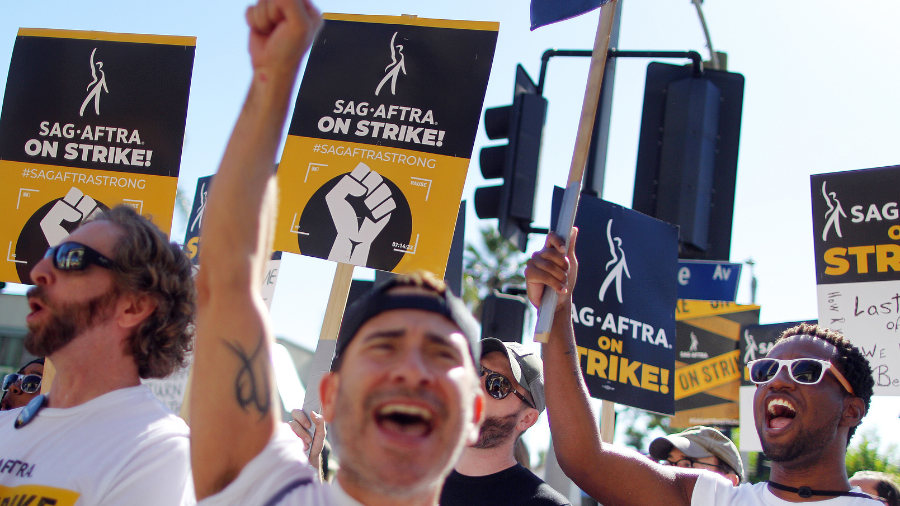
[462, 226, 528, 321]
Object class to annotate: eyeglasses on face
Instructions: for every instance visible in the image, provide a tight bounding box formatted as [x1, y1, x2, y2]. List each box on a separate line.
[747, 358, 855, 395]
[2, 373, 42, 394]
[480, 366, 536, 410]
[662, 457, 728, 473]
[44, 242, 115, 271]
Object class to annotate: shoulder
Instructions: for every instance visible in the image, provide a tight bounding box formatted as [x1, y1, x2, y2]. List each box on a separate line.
[198, 424, 316, 506]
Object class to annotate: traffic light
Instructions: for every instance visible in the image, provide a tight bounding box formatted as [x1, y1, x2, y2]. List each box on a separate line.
[632, 62, 745, 260]
[474, 65, 548, 252]
[480, 289, 528, 343]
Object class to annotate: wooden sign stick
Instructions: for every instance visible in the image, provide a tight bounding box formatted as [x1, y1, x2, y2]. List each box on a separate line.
[534, 0, 618, 343]
[299, 261, 354, 452]
[600, 399, 616, 443]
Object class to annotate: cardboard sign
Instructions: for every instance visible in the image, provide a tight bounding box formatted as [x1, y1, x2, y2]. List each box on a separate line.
[670, 300, 759, 428]
[737, 320, 813, 451]
[273, 14, 498, 276]
[0, 29, 195, 284]
[554, 188, 678, 415]
[811, 167, 900, 395]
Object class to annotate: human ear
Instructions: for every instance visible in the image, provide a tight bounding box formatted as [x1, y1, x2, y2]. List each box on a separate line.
[465, 387, 485, 446]
[319, 372, 339, 423]
[840, 395, 866, 427]
[117, 293, 156, 330]
[517, 408, 540, 432]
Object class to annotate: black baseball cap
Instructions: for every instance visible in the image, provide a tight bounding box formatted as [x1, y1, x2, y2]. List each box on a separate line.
[333, 275, 480, 370]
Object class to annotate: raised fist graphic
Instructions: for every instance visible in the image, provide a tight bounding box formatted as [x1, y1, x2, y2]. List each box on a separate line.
[326, 163, 396, 266]
[40, 187, 100, 246]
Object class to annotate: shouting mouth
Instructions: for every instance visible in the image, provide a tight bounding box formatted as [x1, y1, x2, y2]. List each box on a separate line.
[375, 403, 435, 439]
[766, 398, 797, 430]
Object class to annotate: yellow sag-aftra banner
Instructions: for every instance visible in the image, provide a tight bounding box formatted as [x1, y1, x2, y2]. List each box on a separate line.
[0, 29, 195, 284]
[274, 14, 498, 276]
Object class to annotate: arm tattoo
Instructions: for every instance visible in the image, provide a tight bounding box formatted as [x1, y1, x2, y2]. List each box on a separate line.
[224, 334, 272, 418]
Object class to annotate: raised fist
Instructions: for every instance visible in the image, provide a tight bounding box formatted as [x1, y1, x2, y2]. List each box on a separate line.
[325, 163, 396, 266]
[40, 187, 100, 246]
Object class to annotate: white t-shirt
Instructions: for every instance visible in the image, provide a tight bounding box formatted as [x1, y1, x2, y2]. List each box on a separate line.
[0, 385, 193, 506]
[198, 424, 361, 506]
[692, 473, 882, 506]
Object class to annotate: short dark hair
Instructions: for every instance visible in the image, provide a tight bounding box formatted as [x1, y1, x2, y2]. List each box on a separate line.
[93, 206, 195, 378]
[776, 323, 874, 442]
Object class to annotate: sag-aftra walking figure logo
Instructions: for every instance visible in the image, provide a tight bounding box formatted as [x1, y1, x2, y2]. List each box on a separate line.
[79, 48, 109, 117]
[375, 32, 406, 96]
[599, 219, 630, 304]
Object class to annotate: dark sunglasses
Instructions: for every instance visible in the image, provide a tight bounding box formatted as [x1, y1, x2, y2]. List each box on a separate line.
[44, 242, 115, 271]
[481, 366, 536, 410]
[2, 373, 42, 394]
[747, 358, 855, 395]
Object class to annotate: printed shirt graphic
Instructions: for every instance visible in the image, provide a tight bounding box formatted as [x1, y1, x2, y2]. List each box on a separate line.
[0, 29, 195, 285]
[273, 14, 497, 276]
[0, 385, 193, 505]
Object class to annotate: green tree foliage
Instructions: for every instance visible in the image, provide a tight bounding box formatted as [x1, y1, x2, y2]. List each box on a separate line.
[462, 226, 527, 321]
[846, 429, 900, 479]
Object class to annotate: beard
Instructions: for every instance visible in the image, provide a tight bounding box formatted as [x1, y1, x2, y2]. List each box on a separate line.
[761, 411, 841, 463]
[24, 285, 119, 357]
[473, 410, 520, 449]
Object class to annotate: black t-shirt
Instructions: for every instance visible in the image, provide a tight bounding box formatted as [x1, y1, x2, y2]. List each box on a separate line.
[440, 464, 571, 506]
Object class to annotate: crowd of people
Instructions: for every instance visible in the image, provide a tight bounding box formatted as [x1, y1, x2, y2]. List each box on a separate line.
[0, 0, 897, 505]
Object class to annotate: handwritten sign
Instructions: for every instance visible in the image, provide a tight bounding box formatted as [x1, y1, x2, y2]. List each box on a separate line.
[811, 167, 900, 395]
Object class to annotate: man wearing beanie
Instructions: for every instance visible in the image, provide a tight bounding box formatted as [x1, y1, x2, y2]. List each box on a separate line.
[440, 338, 570, 506]
[649, 426, 743, 486]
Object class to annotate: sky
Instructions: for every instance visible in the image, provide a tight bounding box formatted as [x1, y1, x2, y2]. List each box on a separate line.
[2, 0, 899, 459]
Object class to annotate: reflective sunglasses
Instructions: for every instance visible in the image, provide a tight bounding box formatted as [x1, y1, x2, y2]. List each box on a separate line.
[747, 358, 855, 395]
[481, 366, 536, 410]
[2, 373, 42, 394]
[44, 242, 114, 271]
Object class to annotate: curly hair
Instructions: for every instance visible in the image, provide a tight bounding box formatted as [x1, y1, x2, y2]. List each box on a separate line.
[92, 206, 195, 378]
[776, 323, 874, 442]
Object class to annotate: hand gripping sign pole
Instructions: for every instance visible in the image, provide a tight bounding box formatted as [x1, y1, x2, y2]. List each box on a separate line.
[534, 0, 619, 344]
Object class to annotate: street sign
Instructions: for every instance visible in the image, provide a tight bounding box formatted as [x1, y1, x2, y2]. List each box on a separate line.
[677, 260, 742, 301]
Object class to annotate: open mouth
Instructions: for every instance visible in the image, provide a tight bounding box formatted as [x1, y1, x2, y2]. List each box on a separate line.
[374, 403, 435, 438]
[766, 398, 797, 430]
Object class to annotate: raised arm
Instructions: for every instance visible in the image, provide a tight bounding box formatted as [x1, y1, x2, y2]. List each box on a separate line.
[525, 230, 699, 506]
[191, 0, 321, 499]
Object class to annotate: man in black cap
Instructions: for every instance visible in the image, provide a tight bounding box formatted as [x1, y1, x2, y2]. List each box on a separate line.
[440, 338, 570, 506]
[649, 426, 743, 486]
[189, 1, 485, 504]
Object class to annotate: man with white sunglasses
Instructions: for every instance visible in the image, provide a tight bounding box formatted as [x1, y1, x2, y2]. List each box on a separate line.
[439, 338, 570, 506]
[525, 229, 880, 506]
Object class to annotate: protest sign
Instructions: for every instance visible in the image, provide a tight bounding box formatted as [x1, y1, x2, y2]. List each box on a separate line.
[737, 320, 812, 451]
[273, 14, 497, 276]
[670, 300, 759, 428]
[812, 166, 900, 395]
[0, 29, 195, 284]
[554, 187, 678, 414]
